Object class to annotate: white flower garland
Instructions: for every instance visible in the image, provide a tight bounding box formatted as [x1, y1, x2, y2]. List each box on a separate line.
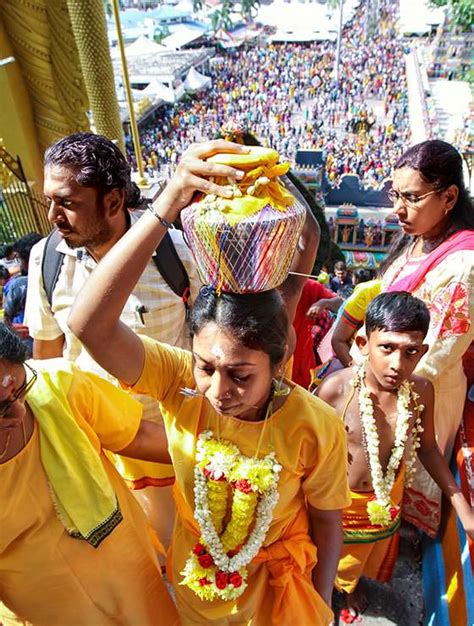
[354, 366, 424, 526]
[181, 430, 281, 601]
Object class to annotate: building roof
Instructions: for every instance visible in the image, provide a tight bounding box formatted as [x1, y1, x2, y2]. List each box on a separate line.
[162, 24, 208, 49]
[113, 46, 215, 84]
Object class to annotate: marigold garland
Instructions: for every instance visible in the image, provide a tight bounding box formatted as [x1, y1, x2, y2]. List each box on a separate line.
[353, 365, 424, 527]
[180, 430, 281, 601]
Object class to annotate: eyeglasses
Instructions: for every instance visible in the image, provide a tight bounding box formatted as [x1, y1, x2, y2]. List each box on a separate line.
[388, 188, 441, 208]
[0, 363, 37, 418]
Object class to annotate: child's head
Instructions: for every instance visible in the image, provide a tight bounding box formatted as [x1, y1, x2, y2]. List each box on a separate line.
[365, 292, 430, 338]
[356, 292, 430, 389]
[0, 266, 10, 287]
[352, 268, 373, 285]
[13, 232, 42, 273]
[0, 245, 14, 261]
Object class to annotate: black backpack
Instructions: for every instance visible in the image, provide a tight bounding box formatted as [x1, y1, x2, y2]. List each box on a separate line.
[41, 229, 190, 314]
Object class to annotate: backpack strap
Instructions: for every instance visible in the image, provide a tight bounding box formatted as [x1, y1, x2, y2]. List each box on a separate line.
[152, 231, 191, 313]
[41, 229, 65, 307]
[41, 228, 191, 315]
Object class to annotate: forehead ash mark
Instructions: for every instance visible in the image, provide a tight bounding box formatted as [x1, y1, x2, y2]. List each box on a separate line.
[210, 344, 226, 360]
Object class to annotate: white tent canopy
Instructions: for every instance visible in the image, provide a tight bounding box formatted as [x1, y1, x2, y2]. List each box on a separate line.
[270, 29, 338, 43]
[183, 67, 211, 93]
[142, 79, 176, 103]
[162, 25, 205, 50]
[256, 0, 360, 32]
[110, 34, 168, 59]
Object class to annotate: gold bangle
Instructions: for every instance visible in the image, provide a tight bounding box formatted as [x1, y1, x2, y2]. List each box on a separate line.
[147, 204, 173, 228]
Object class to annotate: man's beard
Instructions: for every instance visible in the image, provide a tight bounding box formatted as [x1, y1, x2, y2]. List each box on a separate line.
[64, 217, 114, 252]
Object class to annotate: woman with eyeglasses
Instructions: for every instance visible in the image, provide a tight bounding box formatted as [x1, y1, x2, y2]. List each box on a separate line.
[378, 139, 474, 536]
[0, 322, 179, 625]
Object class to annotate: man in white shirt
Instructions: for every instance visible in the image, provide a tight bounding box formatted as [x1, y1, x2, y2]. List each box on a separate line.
[25, 132, 201, 553]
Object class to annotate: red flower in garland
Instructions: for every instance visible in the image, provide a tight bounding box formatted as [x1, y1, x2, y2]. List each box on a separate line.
[198, 577, 211, 586]
[215, 571, 229, 590]
[229, 572, 243, 588]
[198, 553, 214, 568]
[340, 608, 362, 623]
[193, 543, 207, 556]
[203, 467, 226, 481]
[389, 506, 399, 521]
[233, 479, 253, 493]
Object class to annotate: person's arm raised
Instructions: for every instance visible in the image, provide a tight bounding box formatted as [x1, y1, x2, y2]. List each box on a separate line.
[279, 203, 320, 324]
[68, 140, 248, 386]
[416, 379, 474, 539]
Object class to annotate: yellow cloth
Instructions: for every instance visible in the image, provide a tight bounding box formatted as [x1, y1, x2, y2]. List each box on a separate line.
[0, 359, 179, 626]
[341, 279, 382, 328]
[336, 467, 405, 594]
[127, 336, 351, 626]
[26, 362, 129, 546]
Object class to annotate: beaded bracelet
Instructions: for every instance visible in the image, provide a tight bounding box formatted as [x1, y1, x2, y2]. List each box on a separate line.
[147, 204, 173, 229]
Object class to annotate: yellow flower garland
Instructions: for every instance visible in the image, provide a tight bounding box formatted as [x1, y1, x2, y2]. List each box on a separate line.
[181, 430, 281, 601]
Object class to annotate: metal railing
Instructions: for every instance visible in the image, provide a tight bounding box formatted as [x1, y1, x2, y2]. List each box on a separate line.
[0, 144, 50, 243]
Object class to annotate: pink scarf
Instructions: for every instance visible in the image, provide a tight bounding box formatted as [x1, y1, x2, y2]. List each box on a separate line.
[387, 230, 474, 293]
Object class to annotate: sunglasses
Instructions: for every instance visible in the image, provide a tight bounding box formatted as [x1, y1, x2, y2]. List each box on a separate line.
[0, 363, 38, 418]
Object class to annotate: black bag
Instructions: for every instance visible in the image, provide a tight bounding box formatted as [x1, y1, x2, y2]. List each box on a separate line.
[41, 228, 190, 314]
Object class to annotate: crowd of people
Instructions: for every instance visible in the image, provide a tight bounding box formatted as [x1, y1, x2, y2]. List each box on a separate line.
[1, 130, 474, 626]
[1, 0, 473, 623]
[130, 0, 410, 188]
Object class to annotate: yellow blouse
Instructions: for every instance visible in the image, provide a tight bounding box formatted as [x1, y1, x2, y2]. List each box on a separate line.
[128, 337, 351, 625]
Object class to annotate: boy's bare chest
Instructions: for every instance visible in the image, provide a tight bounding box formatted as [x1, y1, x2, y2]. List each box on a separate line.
[341, 394, 411, 489]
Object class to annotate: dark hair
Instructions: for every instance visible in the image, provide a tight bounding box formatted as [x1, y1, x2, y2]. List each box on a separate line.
[379, 140, 474, 274]
[0, 323, 28, 363]
[189, 288, 289, 367]
[44, 132, 142, 208]
[13, 232, 42, 265]
[395, 140, 474, 231]
[337, 285, 354, 299]
[333, 260, 347, 271]
[366, 292, 430, 338]
[0, 244, 14, 259]
[0, 266, 10, 281]
[353, 268, 373, 284]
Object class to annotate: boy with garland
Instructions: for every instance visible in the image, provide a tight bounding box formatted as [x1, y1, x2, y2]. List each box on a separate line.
[317, 292, 474, 618]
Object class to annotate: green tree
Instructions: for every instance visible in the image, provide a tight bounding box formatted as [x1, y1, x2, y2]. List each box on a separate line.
[428, 0, 474, 31]
[194, 0, 261, 32]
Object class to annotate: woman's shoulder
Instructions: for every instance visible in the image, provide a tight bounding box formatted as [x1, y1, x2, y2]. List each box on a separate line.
[425, 248, 474, 284]
[280, 383, 344, 436]
[141, 334, 192, 364]
[136, 335, 195, 396]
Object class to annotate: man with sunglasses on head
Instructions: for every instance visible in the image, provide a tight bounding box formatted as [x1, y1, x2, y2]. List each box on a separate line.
[0, 322, 179, 625]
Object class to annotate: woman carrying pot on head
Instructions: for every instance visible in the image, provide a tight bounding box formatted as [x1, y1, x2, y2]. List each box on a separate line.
[69, 140, 350, 626]
[378, 139, 474, 536]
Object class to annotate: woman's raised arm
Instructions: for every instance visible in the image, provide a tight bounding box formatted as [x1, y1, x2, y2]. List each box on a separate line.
[68, 140, 248, 385]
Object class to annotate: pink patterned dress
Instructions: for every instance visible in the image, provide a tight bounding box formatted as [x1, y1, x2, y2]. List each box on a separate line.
[382, 243, 474, 535]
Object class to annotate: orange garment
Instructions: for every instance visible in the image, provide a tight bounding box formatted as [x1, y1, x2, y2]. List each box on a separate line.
[126, 336, 351, 625]
[0, 363, 179, 626]
[336, 467, 405, 593]
[173, 486, 333, 626]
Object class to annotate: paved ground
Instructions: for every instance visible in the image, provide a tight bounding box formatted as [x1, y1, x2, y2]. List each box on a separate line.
[332, 533, 424, 626]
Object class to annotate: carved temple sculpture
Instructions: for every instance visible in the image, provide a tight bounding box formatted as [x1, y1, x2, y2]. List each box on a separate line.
[0, 0, 124, 186]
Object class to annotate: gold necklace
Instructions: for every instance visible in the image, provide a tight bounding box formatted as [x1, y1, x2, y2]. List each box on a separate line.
[0, 432, 11, 460]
